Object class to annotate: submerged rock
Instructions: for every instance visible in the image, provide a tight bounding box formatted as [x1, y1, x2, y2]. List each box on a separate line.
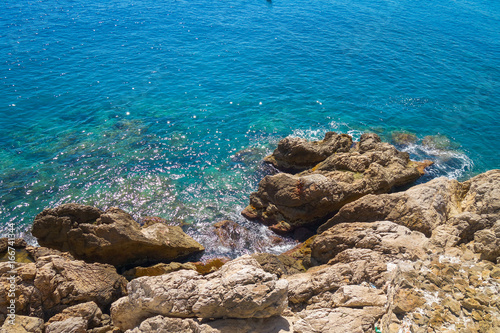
[391, 131, 418, 146]
[111, 255, 288, 331]
[243, 133, 431, 233]
[31, 204, 205, 268]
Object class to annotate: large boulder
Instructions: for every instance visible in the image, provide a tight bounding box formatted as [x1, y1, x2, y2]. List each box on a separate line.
[31, 204, 204, 268]
[311, 221, 428, 265]
[263, 132, 353, 172]
[44, 301, 103, 333]
[125, 315, 293, 333]
[0, 315, 44, 333]
[242, 133, 430, 233]
[318, 169, 500, 240]
[0, 255, 127, 322]
[111, 255, 288, 331]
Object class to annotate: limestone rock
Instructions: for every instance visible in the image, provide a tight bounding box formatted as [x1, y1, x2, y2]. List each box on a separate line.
[111, 255, 288, 331]
[263, 132, 353, 172]
[391, 132, 418, 146]
[126, 315, 294, 333]
[31, 204, 204, 268]
[0, 315, 44, 333]
[331, 285, 387, 308]
[251, 253, 303, 278]
[33, 255, 127, 318]
[44, 317, 87, 333]
[318, 169, 500, 239]
[473, 220, 500, 262]
[45, 301, 102, 330]
[243, 133, 429, 232]
[0, 255, 127, 322]
[311, 221, 428, 265]
[293, 307, 385, 333]
[122, 262, 197, 280]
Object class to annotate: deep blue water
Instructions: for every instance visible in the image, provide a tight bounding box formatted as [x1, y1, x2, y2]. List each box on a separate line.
[1, 0, 499, 258]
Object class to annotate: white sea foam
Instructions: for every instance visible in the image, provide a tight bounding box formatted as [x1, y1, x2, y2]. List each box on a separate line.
[401, 143, 474, 180]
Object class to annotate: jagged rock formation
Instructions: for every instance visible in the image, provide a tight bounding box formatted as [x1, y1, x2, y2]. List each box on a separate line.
[318, 169, 500, 242]
[31, 203, 204, 268]
[111, 255, 288, 331]
[242, 133, 431, 233]
[0, 254, 127, 323]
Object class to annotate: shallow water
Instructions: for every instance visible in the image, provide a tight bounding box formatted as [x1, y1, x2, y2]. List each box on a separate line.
[1, 0, 499, 258]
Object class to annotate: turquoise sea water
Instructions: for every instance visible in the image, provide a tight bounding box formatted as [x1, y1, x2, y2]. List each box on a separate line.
[1, 0, 499, 258]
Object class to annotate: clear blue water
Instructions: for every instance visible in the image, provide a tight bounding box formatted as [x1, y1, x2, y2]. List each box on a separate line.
[1, 0, 499, 258]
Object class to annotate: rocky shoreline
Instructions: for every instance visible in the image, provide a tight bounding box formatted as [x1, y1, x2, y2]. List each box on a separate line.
[1, 133, 499, 333]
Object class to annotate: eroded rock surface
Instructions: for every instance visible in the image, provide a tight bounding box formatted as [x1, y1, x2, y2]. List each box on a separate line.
[242, 133, 430, 233]
[318, 169, 500, 241]
[31, 203, 204, 268]
[0, 255, 127, 322]
[111, 255, 288, 331]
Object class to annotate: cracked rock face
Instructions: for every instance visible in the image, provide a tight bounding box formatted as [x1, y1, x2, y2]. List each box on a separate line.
[242, 133, 430, 233]
[31, 204, 204, 268]
[318, 169, 500, 243]
[0, 255, 127, 323]
[111, 255, 288, 331]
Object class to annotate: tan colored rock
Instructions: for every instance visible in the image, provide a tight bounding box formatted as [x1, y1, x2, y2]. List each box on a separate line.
[331, 285, 387, 308]
[31, 204, 204, 268]
[45, 317, 87, 333]
[473, 220, 500, 262]
[251, 253, 303, 278]
[111, 255, 288, 331]
[0, 255, 127, 322]
[311, 221, 428, 265]
[243, 133, 429, 232]
[319, 169, 500, 239]
[33, 255, 127, 318]
[45, 301, 102, 329]
[0, 315, 43, 333]
[293, 307, 385, 333]
[126, 315, 294, 333]
[392, 289, 426, 314]
[263, 132, 353, 172]
[122, 262, 196, 280]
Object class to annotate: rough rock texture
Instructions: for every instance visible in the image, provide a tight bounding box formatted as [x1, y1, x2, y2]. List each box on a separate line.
[263, 132, 353, 172]
[251, 253, 304, 278]
[318, 169, 500, 240]
[242, 133, 430, 233]
[31, 204, 204, 268]
[122, 262, 197, 280]
[44, 317, 87, 333]
[126, 315, 294, 333]
[293, 307, 385, 333]
[380, 249, 500, 333]
[0, 255, 127, 322]
[45, 301, 103, 332]
[0, 315, 44, 333]
[111, 255, 288, 331]
[311, 221, 428, 265]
